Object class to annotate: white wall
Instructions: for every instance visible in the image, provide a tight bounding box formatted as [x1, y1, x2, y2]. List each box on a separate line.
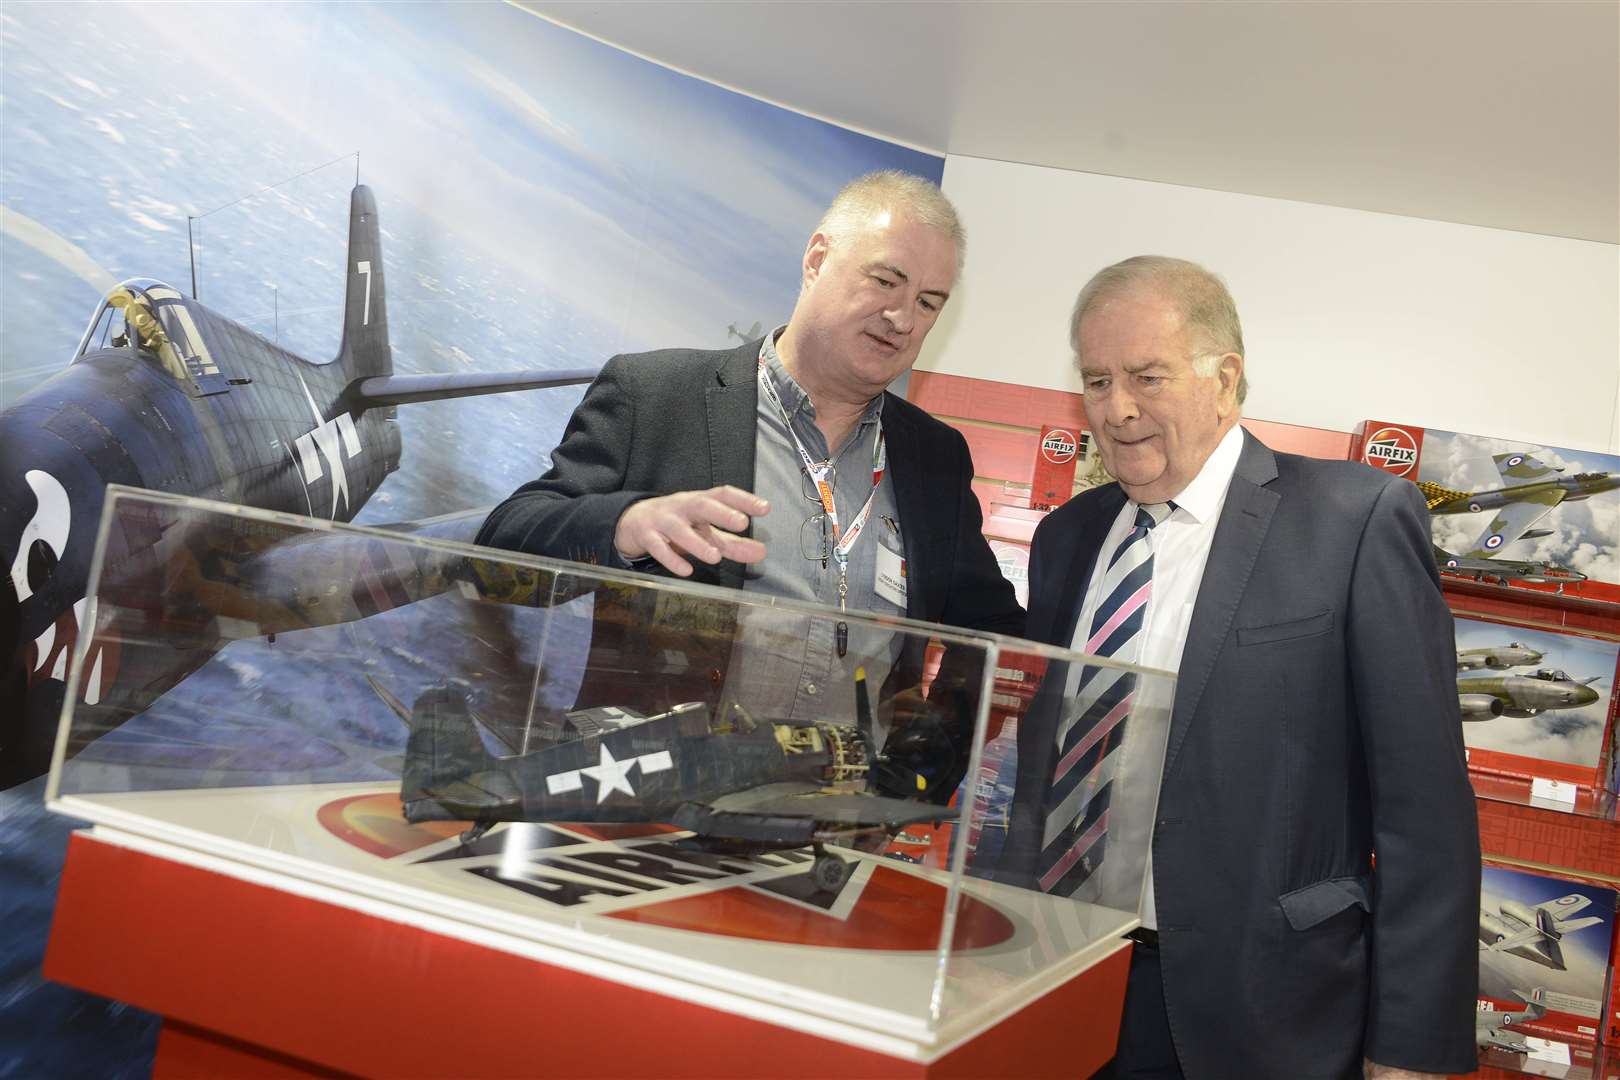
[923, 155, 1620, 452]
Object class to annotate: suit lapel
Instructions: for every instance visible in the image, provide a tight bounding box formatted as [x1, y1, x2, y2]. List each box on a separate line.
[1160, 431, 1280, 783]
[880, 397, 931, 619]
[705, 340, 760, 493]
[704, 340, 763, 589]
[1044, 485, 1126, 647]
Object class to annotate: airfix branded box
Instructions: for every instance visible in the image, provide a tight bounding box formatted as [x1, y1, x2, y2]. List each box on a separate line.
[1350, 421, 1620, 606]
[1479, 861, 1618, 1047]
[1455, 613, 1620, 791]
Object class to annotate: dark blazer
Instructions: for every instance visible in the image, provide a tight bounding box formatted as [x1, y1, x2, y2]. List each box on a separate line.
[476, 340, 1024, 731]
[1015, 431, 1479, 1079]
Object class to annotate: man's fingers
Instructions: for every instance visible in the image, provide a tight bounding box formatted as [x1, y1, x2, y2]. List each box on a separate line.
[616, 488, 768, 572]
[709, 527, 767, 564]
[642, 532, 694, 577]
[665, 520, 724, 566]
[710, 485, 770, 519]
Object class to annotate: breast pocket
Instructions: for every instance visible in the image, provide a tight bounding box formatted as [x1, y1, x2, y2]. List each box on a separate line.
[1236, 609, 1334, 647]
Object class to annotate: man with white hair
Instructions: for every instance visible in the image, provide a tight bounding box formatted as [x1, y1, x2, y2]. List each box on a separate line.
[1014, 256, 1478, 1077]
[480, 171, 1022, 783]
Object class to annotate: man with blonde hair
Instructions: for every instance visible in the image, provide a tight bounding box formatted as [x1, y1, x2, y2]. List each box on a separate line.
[1013, 255, 1478, 1077]
[480, 171, 1021, 782]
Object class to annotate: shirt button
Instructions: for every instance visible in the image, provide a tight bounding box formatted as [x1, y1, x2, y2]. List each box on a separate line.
[804, 683, 818, 696]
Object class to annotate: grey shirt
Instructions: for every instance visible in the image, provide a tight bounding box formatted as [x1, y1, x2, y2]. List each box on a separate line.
[728, 330, 904, 730]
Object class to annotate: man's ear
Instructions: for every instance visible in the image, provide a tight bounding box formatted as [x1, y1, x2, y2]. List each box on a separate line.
[1216, 352, 1244, 417]
[803, 232, 831, 288]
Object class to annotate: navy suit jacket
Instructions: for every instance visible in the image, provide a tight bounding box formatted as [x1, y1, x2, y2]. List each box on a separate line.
[1015, 431, 1479, 1079]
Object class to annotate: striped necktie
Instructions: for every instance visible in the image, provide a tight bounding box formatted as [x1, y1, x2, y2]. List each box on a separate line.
[1038, 501, 1173, 896]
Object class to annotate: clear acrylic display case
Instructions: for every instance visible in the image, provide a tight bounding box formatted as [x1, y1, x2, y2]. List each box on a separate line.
[47, 487, 1175, 1055]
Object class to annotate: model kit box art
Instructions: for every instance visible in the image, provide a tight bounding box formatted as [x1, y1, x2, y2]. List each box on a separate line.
[1455, 613, 1620, 791]
[1351, 421, 1620, 605]
[1479, 861, 1617, 1049]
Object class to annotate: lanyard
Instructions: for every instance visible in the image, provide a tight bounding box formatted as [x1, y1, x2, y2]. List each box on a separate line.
[757, 360, 886, 615]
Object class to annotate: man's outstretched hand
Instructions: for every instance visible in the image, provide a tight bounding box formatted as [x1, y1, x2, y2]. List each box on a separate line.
[614, 485, 770, 577]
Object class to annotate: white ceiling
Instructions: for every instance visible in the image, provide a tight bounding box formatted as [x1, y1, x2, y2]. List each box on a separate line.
[526, 0, 1620, 245]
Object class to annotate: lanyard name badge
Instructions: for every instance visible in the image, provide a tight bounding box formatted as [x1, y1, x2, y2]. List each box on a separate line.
[758, 361, 886, 658]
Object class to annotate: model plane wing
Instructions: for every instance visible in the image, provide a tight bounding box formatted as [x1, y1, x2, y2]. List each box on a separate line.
[1488, 926, 1545, 953]
[1537, 893, 1593, 919]
[1493, 452, 1562, 484]
[1480, 1027, 1532, 1052]
[1462, 489, 1566, 558]
[706, 781, 955, 828]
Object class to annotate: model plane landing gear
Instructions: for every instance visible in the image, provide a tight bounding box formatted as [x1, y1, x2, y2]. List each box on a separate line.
[459, 819, 495, 847]
[810, 843, 853, 892]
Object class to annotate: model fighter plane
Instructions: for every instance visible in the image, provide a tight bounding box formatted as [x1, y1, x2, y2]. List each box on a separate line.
[397, 671, 956, 891]
[1480, 893, 1604, 971]
[1457, 668, 1602, 721]
[1475, 988, 1549, 1053]
[1, 183, 597, 786]
[1422, 450, 1616, 585]
[1432, 545, 1588, 588]
[1457, 642, 1546, 672]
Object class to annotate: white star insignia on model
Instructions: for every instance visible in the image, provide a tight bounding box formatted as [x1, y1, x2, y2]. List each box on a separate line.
[579, 743, 639, 803]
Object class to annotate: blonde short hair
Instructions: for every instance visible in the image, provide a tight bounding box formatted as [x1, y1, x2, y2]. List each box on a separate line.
[816, 170, 965, 273]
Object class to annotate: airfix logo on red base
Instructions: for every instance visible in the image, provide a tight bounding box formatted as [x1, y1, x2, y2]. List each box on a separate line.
[1362, 426, 1420, 477]
[1040, 429, 1078, 465]
[318, 793, 1015, 951]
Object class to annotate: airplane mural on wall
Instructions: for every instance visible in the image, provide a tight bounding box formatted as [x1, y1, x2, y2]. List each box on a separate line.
[1, 185, 598, 786]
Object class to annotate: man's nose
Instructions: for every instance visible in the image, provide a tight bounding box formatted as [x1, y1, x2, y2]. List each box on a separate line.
[884, 298, 915, 335]
[1106, 386, 1140, 425]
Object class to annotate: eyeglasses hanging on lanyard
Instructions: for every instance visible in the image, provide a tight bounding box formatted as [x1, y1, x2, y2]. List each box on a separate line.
[759, 361, 885, 658]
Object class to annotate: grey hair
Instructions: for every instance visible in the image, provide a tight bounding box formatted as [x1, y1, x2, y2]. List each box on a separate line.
[1070, 255, 1248, 404]
[815, 170, 965, 273]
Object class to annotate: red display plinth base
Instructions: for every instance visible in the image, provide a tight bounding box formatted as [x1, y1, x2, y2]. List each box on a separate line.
[47, 831, 1129, 1079]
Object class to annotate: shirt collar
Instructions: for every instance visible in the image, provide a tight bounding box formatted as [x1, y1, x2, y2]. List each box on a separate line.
[1135, 423, 1245, 525]
[758, 326, 884, 427]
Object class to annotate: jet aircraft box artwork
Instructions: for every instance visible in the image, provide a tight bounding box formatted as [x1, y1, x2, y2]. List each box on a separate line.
[1454, 614, 1620, 791]
[1479, 861, 1618, 1048]
[1351, 421, 1620, 606]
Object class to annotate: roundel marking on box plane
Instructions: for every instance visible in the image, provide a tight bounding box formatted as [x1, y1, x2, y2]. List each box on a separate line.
[1485, 534, 1504, 550]
[1507, 455, 1524, 467]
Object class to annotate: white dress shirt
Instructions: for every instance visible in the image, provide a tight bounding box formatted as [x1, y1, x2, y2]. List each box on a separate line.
[1068, 422, 1245, 927]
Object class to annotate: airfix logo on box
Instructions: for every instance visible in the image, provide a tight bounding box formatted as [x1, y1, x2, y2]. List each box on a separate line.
[317, 792, 1016, 951]
[1040, 429, 1078, 464]
[1362, 425, 1420, 477]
